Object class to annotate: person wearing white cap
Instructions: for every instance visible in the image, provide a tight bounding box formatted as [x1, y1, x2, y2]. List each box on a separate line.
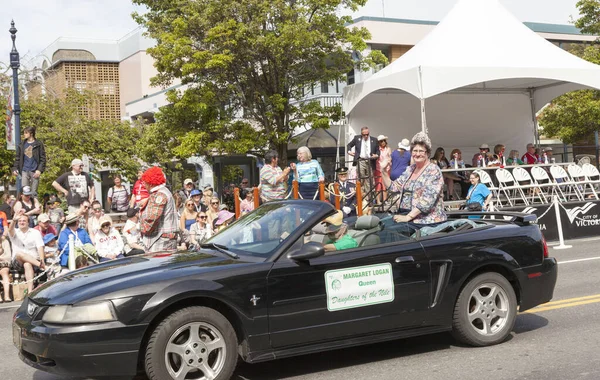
[12, 186, 41, 227]
[34, 213, 58, 239]
[52, 158, 95, 214]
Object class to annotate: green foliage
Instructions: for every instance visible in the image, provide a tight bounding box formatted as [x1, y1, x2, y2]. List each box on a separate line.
[538, 3, 600, 143]
[20, 90, 142, 195]
[133, 0, 386, 165]
[0, 73, 15, 185]
[574, 0, 600, 35]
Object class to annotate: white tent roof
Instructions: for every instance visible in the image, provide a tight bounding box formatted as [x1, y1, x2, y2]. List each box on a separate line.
[342, 0, 600, 158]
[344, 0, 600, 113]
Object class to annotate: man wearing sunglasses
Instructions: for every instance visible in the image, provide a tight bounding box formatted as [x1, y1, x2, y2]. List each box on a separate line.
[347, 126, 380, 201]
[52, 158, 95, 214]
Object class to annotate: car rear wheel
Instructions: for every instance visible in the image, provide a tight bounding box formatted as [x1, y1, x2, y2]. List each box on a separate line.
[145, 306, 238, 380]
[452, 272, 517, 347]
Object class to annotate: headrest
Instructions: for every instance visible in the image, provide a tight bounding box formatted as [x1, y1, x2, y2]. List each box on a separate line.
[354, 215, 380, 230]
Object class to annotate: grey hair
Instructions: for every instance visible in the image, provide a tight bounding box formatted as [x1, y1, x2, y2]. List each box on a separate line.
[297, 146, 313, 160]
[411, 132, 432, 154]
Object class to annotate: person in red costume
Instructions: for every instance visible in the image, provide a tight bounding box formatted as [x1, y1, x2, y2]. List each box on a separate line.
[139, 166, 179, 253]
[130, 167, 150, 209]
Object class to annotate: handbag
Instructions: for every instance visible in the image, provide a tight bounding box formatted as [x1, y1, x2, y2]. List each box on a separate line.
[459, 202, 482, 211]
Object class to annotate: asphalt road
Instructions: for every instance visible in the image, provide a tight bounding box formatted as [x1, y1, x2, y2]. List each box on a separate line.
[1, 237, 600, 380]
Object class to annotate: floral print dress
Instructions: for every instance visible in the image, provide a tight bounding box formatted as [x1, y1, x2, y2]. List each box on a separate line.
[389, 163, 447, 224]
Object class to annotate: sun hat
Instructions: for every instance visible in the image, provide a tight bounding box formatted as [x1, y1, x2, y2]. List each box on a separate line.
[479, 143, 490, 150]
[323, 210, 344, 226]
[544, 147, 553, 151]
[398, 139, 410, 150]
[38, 213, 50, 223]
[377, 135, 388, 141]
[215, 210, 235, 226]
[64, 213, 80, 225]
[184, 178, 194, 185]
[22, 186, 32, 196]
[99, 215, 113, 227]
[43, 233, 58, 245]
[190, 189, 202, 197]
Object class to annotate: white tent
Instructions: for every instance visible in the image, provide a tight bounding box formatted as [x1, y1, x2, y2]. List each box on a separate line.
[343, 0, 600, 160]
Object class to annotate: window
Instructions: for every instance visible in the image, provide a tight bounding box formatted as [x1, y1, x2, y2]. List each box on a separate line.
[347, 69, 355, 85]
[321, 81, 329, 94]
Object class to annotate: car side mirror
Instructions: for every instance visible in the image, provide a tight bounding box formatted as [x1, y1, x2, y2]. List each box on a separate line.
[287, 242, 325, 261]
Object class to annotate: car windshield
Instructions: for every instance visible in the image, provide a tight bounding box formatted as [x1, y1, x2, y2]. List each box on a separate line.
[205, 202, 318, 258]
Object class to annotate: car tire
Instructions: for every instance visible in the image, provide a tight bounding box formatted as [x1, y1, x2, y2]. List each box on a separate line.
[451, 272, 517, 347]
[144, 306, 238, 380]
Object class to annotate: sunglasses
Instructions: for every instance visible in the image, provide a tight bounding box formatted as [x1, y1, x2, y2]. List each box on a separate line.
[187, 204, 195, 207]
[361, 133, 369, 137]
[211, 202, 219, 205]
[198, 216, 207, 219]
[101, 224, 111, 228]
[93, 208, 101, 211]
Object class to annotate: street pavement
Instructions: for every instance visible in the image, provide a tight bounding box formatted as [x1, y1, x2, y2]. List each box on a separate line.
[1, 237, 600, 380]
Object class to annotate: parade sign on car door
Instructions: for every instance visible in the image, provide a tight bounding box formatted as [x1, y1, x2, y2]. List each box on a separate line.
[325, 263, 394, 311]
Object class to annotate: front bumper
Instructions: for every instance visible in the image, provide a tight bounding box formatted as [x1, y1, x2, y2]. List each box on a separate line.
[13, 299, 147, 377]
[517, 257, 558, 312]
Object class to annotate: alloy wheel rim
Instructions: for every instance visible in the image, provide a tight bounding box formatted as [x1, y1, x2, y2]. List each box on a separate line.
[164, 321, 227, 380]
[467, 282, 510, 336]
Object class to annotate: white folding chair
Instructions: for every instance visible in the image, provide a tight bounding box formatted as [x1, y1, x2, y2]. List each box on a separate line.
[531, 166, 566, 202]
[568, 164, 598, 200]
[582, 163, 600, 183]
[495, 168, 529, 206]
[550, 165, 584, 201]
[512, 167, 548, 204]
[474, 169, 500, 207]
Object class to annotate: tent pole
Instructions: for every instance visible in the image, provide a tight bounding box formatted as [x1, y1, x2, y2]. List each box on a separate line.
[418, 66, 428, 134]
[529, 88, 541, 147]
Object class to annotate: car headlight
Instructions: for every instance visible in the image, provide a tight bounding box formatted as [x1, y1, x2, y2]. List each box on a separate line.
[42, 301, 117, 324]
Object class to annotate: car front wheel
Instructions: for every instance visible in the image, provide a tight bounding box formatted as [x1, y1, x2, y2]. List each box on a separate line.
[145, 306, 238, 380]
[451, 272, 517, 347]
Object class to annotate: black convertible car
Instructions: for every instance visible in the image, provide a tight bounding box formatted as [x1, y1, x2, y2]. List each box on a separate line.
[14, 200, 557, 380]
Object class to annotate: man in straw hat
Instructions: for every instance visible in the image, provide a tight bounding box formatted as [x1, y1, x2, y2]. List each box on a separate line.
[322, 210, 358, 252]
[139, 166, 179, 253]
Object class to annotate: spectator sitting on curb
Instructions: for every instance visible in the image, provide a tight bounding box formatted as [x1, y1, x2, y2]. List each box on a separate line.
[0, 236, 12, 302]
[214, 210, 235, 233]
[94, 216, 124, 262]
[190, 189, 206, 212]
[8, 210, 45, 294]
[87, 200, 104, 244]
[122, 208, 145, 257]
[34, 213, 58, 238]
[47, 195, 65, 233]
[58, 213, 93, 269]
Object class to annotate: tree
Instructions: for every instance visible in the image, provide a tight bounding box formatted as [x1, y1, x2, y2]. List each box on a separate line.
[20, 89, 142, 195]
[133, 0, 386, 164]
[538, 2, 600, 143]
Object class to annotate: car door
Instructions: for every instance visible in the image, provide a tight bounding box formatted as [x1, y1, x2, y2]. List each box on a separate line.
[266, 236, 431, 348]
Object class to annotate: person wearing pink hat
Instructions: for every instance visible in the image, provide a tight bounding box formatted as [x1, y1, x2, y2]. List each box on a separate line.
[214, 210, 235, 233]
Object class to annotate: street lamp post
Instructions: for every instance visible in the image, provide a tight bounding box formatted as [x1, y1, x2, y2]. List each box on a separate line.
[9, 20, 21, 193]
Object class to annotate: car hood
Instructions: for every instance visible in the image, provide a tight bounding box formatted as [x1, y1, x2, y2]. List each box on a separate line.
[31, 251, 252, 305]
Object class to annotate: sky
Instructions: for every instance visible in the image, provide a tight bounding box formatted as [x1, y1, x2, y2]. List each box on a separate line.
[0, 0, 581, 71]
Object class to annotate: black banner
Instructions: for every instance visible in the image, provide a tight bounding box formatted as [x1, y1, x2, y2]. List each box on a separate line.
[503, 200, 600, 241]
